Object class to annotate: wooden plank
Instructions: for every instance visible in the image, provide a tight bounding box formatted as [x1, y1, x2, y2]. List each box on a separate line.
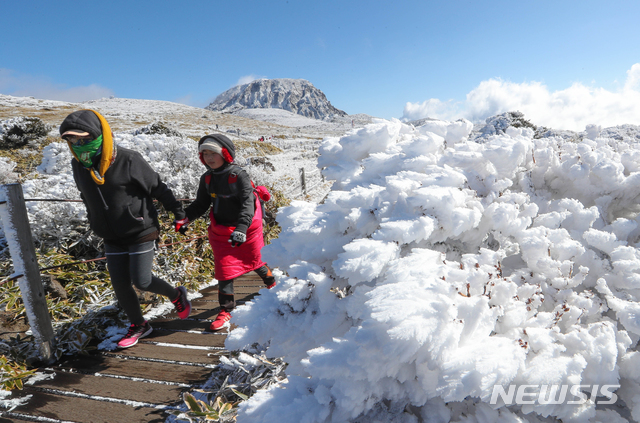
[149, 318, 215, 331]
[6, 390, 171, 423]
[235, 286, 267, 294]
[165, 308, 220, 320]
[25, 370, 185, 405]
[236, 280, 266, 286]
[57, 354, 213, 384]
[144, 328, 228, 346]
[107, 342, 223, 365]
[184, 298, 220, 309]
[200, 284, 263, 295]
[163, 297, 256, 320]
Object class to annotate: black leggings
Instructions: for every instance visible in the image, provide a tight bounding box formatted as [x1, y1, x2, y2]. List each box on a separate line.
[218, 265, 272, 312]
[105, 241, 178, 325]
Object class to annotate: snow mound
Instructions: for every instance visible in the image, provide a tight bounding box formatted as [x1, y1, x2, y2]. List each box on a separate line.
[226, 118, 640, 422]
[233, 108, 326, 128]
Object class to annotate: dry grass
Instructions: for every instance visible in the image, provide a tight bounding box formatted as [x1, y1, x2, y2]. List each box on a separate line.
[0, 135, 59, 179]
[0, 103, 300, 145]
[236, 140, 283, 155]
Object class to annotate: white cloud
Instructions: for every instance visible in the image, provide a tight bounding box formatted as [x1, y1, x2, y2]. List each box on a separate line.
[174, 94, 196, 106]
[624, 63, 640, 91]
[0, 68, 114, 103]
[235, 74, 266, 87]
[403, 64, 640, 131]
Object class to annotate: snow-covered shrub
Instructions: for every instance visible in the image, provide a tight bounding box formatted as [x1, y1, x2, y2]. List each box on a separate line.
[0, 157, 17, 184]
[227, 118, 640, 422]
[5, 129, 284, 253]
[472, 111, 578, 141]
[476, 111, 536, 138]
[132, 121, 184, 138]
[12, 133, 204, 252]
[0, 117, 51, 149]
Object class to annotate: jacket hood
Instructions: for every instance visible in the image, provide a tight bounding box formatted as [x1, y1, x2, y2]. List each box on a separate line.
[61, 109, 115, 185]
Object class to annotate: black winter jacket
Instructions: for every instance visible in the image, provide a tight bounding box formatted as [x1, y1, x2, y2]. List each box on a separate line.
[185, 164, 255, 234]
[72, 147, 185, 245]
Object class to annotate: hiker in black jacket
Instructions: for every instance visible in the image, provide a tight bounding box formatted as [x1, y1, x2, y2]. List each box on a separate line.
[60, 109, 192, 348]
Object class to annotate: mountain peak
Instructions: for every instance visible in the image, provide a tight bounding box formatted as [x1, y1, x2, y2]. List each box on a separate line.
[206, 78, 347, 120]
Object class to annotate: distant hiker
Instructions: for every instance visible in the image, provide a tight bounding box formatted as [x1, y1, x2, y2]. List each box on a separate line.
[216, 124, 219, 130]
[179, 134, 275, 331]
[59, 109, 192, 349]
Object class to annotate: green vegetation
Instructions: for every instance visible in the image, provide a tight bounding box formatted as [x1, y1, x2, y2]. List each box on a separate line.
[0, 355, 36, 390]
[179, 391, 246, 421]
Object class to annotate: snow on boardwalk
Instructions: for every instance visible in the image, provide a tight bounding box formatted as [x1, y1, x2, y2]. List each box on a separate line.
[0, 274, 266, 423]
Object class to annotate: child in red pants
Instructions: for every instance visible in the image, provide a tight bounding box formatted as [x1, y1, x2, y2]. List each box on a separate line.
[179, 134, 275, 330]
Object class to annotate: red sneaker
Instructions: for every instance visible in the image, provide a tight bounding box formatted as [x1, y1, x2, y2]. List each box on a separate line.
[172, 286, 191, 319]
[210, 310, 231, 331]
[117, 321, 152, 349]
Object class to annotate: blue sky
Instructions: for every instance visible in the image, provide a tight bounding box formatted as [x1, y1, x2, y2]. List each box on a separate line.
[2, 0, 640, 130]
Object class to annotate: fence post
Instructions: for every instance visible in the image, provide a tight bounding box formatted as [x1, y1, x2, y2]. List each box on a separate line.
[0, 183, 55, 363]
[300, 168, 307, 197]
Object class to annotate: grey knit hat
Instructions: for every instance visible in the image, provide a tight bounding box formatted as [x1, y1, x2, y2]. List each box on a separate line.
[197, 134, 235, 162]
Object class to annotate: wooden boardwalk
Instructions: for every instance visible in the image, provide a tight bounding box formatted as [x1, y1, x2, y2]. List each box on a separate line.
[0, 274, 266, 423]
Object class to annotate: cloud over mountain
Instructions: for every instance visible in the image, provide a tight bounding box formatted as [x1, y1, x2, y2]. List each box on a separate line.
[403, 63, 640, 132]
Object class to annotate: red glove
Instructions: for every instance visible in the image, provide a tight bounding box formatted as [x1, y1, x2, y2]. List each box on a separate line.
[174, 217, 190, 234]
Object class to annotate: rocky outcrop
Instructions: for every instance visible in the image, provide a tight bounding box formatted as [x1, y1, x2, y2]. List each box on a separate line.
[206, 78, 347, 120]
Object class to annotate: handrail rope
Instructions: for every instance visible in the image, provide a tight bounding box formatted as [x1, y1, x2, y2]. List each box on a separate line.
[1, 234, 208, 284]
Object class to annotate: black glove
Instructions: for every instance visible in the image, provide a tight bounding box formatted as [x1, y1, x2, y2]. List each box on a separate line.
[174, 217, 190, 235]
[228, 230, 246, 247]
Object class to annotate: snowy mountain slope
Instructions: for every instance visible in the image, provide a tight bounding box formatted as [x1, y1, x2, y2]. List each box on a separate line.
[0, 94, 366, 141]
[0, 94, 294, 139]
[206, 78, 347, 120]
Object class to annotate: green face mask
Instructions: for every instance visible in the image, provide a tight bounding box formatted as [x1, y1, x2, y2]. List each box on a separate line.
[71, 135, 103, 167]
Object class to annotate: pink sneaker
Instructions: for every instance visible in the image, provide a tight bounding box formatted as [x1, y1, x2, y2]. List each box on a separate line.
[117, 321, 152, 348]
[210, 310, 231, 331]
[172, 286, 191, 319]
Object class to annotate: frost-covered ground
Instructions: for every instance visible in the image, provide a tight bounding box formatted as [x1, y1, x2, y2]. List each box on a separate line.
[226, 117, 640, 422]
[5, 94, 640, 422]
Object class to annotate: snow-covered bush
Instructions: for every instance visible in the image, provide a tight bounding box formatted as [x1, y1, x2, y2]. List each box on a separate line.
[0, 117, 51, 149]
[132, 121, 184, 138]
[227, 118, 640, 422]
[0, 157, 17, 185]
[15, 133, 203, 250]
[15, 131, 276, 250]
[472, 111, 579, 142]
